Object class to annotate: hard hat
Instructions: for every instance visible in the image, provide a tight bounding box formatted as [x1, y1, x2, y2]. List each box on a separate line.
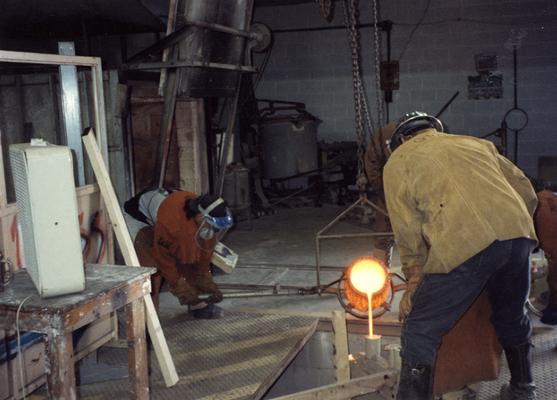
[387, 111, 444, 153]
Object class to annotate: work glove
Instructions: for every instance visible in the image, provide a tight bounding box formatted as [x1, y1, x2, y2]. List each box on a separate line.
[196, 273, 224, 304]
[206, 289, 224, 304]
[399, 267, 424, 322]
[170, 277, 202, 306]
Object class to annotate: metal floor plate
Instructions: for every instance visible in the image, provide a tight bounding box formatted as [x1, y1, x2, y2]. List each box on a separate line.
[76, 311, 318, 400]
[477, 328, 557, 399]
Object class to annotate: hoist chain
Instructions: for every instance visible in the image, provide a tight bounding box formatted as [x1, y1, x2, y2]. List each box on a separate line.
[343, 0, 375, 191]
[371, 0, 384, 129]
[315, 0, 334, 21]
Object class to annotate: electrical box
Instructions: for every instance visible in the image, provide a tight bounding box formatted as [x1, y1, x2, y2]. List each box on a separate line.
[9, 142, 85, 298]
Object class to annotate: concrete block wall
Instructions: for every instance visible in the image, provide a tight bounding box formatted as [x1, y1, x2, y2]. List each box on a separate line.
[254, 0, 557, 177]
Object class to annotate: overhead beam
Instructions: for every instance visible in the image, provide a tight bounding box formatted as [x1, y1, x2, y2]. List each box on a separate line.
[126, 19, 255, 63]
[0, 50, 99, 66]
[125, 60, 256, 73]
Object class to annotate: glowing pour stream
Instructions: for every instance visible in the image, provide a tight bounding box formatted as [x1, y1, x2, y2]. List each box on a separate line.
[348, 258, 387, 337]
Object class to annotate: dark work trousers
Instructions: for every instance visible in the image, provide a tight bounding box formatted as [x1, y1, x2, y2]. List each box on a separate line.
[401, 238, 535, 367]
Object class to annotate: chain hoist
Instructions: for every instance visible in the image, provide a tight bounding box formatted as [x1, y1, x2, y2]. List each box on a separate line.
[315, 0, 334, 21]
[345, 2, 375, 139]
[342, 0, 377, 192]
[371, 0, 384, 129]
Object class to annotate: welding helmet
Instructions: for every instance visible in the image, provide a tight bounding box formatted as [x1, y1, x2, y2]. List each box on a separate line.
[195, 196, 234, 251]
[386, 111, 443, 154]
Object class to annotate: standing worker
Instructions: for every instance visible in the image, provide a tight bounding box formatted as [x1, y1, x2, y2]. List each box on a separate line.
[125, 189, 234, 319]
[383, 112, 538, 400]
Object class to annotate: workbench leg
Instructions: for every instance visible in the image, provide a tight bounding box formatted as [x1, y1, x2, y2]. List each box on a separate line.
[126, 298, 150, 399]
[46, 331, 76, 400]
[151, 274, 163, 312]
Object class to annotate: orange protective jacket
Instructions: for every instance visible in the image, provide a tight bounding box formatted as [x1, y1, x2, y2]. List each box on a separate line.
[152, 191, 212, 286]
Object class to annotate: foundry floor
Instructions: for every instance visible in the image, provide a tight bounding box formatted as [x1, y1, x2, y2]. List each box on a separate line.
[48, 203, 557, 399]
[215, 203, 557, 399]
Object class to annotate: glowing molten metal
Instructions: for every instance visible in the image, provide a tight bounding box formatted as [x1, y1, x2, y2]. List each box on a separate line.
[349, 258, 387, 295]
[348, 258, 388, 338]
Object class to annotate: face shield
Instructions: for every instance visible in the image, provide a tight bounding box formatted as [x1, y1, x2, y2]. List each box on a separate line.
[195, 198, 234, 251]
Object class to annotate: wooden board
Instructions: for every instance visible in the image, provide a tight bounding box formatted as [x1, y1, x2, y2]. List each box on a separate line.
[129, 94, 180, 191]
[270, 371, 396, 400]
[82, 129, 179, 387]
[331, 311, 350, 384]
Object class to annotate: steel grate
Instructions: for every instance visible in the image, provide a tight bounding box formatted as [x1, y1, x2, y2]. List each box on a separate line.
[477, 328, 557, 399]
[76, 311, 318, 400]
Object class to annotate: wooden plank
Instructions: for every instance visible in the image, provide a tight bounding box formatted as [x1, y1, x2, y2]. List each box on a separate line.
[90, 60, 114, 265]
[0, 50, 99, 66]
[76, 183, 100, 197]
[91, 62, 109, 171]
[82, 129, 179, 387]
[0, 129, 7, 209]
[63, 279, 149, 331]
[270, 371, 396, 400]
[331, 310, 350, 384]
[45, 331, 77, 400]
[73, 322, 116, 362]
[126, 298, 149, 400]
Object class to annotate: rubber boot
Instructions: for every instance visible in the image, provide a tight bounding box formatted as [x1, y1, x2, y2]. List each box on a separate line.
[191, 304, 225, 319]
[396, 360, 433, 400]
[500, 343, 537, 400]
[541, 304, 557, 325]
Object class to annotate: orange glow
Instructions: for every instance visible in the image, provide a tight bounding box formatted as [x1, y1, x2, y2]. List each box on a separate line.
[348, 257, 388, 338]
[348, 258, 387, 296]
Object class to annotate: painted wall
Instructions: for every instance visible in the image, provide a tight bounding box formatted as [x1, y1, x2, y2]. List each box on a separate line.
[253, 0, 557, 177]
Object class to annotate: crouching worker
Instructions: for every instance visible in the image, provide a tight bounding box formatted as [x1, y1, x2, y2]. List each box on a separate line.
[384, 112, 538, 400]
[125, 189, 234, 319]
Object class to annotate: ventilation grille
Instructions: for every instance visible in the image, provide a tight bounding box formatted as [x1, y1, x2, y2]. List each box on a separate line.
[9, 147, 40, 289]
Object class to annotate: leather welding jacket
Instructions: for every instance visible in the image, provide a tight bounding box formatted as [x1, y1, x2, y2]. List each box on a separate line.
[152, 191, 212, 286]
[383, 129, 538, 277]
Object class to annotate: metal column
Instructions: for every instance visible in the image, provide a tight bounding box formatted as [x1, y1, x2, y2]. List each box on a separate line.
[58, 42, 85, 185]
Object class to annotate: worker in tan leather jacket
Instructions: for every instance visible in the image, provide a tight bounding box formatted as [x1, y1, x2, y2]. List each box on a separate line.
[364, 122, 397, 265]
[125, 190, 233, 319]
[383, 112, 538, 400]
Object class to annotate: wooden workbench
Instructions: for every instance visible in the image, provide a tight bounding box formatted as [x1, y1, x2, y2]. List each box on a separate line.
[0, 264, 155, 400]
